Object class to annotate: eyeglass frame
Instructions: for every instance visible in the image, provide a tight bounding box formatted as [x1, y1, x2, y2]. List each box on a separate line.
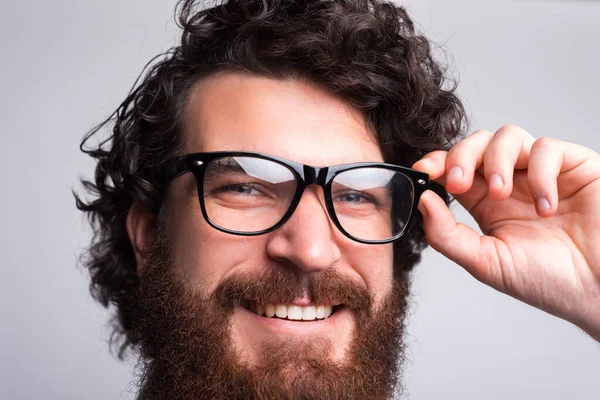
[162, 151, 429, 244]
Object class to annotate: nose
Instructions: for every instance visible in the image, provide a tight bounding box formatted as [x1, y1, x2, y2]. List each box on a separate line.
[265, 186, 341, 274]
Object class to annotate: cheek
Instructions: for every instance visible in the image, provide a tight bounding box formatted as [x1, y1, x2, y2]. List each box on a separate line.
[165, 191, 394, 302]
[166, 198, 270, 289]
[342, 242, 394, 306]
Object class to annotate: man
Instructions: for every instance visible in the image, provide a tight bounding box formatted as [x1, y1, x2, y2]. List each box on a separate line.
[76, 0, 600, 398]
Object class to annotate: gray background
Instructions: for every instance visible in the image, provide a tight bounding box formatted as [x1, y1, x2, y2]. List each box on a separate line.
[1, 1, 599, 399]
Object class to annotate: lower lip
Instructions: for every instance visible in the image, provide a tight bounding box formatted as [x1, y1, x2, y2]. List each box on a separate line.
[238, 305, 347, 336]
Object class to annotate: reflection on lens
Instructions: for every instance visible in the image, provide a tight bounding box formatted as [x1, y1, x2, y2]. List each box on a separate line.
[203, 156, 296, 233]
[332, 167, 413, 241]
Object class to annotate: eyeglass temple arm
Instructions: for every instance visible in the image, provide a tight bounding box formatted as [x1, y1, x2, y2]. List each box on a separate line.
[162, 156, 189, 182]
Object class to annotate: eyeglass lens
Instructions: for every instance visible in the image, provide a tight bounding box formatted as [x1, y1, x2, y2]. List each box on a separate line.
[201, 156, 414, 241]
[332, 167, 413, 241]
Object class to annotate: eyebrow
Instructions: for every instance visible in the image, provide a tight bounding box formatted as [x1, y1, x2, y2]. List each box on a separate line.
[203, 161, 246, 181]
[182, 161, 245, 194]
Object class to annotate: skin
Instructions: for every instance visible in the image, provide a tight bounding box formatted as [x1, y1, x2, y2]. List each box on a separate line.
[129, 71, 395, 366]
[127, 71, 600, 377]
[413, 126, 600, 342]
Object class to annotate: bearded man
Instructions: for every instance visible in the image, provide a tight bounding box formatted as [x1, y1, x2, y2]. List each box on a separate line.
[76, 0, 600, 398]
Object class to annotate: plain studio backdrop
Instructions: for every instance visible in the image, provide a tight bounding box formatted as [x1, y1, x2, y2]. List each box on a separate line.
[1, 1, 599, 399]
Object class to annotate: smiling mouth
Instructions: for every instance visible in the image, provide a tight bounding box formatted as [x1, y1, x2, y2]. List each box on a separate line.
[242, 301, 343, 321]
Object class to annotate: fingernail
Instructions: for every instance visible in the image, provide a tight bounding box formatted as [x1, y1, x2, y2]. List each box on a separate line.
[536, 196, 551, 212]
[447, 166, 464, 181]
[489, 173, 503, 189]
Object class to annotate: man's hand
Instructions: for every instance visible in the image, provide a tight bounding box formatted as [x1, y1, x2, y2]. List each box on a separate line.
[412, 125, 600, 342]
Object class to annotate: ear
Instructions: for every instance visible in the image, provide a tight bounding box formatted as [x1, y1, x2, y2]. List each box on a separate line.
[126, 201, 155, 274]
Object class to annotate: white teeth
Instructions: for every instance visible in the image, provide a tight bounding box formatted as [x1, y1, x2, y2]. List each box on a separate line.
[287, 305, 303, 320]
[246, 301, 337, 321]
[275, 304, 287, 318]
[316, 305, 325, 319]
[264, 304, 275, 318]
[302, 306, 316, 320]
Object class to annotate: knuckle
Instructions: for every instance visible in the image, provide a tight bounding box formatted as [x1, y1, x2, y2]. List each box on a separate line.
[472, 129, 495, 138]
[493, 126, 518, 141]
[495, 125, 536, 147]
[496, 124, 522, 135]
[532, 136, 557, 150]
[448, 130, 493, 161]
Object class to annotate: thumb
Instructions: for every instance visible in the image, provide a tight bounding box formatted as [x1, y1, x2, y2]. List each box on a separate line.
[418, 189, 492, 282]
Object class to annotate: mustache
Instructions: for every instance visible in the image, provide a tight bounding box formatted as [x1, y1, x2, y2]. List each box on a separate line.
[214, 267, 373, 313]
[132, 248, 408, 400]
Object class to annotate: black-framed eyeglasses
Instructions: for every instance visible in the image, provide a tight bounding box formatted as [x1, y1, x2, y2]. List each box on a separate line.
[162, 151, 429, 244]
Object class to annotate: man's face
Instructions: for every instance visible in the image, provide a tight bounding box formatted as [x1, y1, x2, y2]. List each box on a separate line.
[131, 72, 409, 398]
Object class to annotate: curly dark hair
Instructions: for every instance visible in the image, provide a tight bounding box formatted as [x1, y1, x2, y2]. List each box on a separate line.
[75, 0, 466, 359]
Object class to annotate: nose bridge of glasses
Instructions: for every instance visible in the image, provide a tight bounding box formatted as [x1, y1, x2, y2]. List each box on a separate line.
[302, 164, 328, 186]
[291, 165, 331, 223]
[295, 166, 337, 238]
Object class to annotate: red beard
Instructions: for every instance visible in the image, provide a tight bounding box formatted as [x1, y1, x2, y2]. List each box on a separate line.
[127, 234, 410, 400]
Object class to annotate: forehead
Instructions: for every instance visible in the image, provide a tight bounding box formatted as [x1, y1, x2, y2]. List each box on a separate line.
[182, 72, 384, 166]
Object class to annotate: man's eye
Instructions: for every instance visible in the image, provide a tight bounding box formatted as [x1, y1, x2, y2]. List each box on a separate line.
[335, 191, 374, 204]
[215, 184, 261, 196]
